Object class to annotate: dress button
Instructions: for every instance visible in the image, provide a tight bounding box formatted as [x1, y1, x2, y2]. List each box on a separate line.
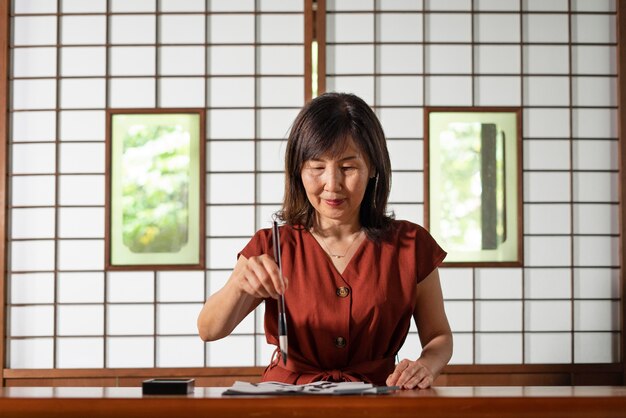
[336, 287, 350, 298]
[335, 336, 346, 348]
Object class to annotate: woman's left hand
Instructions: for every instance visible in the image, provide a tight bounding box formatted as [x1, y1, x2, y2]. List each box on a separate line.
[386, 358, 434, 389]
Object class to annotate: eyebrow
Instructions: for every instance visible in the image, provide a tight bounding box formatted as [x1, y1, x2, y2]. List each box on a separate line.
[309, 155, 360, 163]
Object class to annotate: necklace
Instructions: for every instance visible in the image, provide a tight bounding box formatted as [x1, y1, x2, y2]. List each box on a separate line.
[315, 229, 363, 259]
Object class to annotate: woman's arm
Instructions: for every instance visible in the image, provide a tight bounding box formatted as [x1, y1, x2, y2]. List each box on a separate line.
[386, 268, 453, 389]
[197, 254, 286, 341]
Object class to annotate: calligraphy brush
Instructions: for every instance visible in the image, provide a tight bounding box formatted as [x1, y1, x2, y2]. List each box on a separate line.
[272, 221, 288, 365]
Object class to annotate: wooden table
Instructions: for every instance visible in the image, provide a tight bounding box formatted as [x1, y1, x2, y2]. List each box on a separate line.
[1, 386, 625, 418]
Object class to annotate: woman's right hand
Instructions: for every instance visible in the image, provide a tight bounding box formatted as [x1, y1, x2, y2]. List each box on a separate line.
[235, 254, 287, 300]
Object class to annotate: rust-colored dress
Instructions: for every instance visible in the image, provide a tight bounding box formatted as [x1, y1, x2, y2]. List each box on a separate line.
[239, 220, 446, 386]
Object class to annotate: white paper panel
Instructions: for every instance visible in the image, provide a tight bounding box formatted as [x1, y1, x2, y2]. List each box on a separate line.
[397, 332, 420, 361]
[476, 301, 522, 332]
[258, 140, 286, 171]
[377, 44, 422, 74]
[160, 14, 205, 44]
[107, 337, 154, 367]
[258, 77, 303, 107]
[327, 0, 373, 10]
[207, 77, 254, 107]
[10, 272, 55, 304]
[524, 0, 568, 11]
[525, 333, 571, 363]
[575, 301, 619, 331]
[574, 236, 619, 267]
[572, 15, 616, 44]
[439, 268, 473, 300]
[58, 207, 104, 239]
[425, 76, 472, 106]
[475, 77, 521, 106]
[160, 77, 205, 107]
[524, 76, 569, 106]
[57, 305, 104, 336]
[526, 301, 571, 331]
[57, 240, 104, 271]
[524, 236, 571, 267]
[572, 46, 616, 75]
[61, 16, 106, 45]
[377, 108, 422, 138]
[208, 141, 254, 172]
[427, 0, 470, 10]
[256, 204, 281, 230]
[160, 46, 205, 76]
[60, 110, 105, 141]
[574, 140, 618, 171]
[60, 79, 106, 109]
[572, 0, 616, 11]
[326, 76, 374, 105]
[259, 0, 303, 11]
[207, 237, 249, 269]
[157, 303, 203, 335]
[110, 15, 156, 44]
[9, 338, 54, 369]
[158, 271, 205, 302]
[574, 204, 618, 235]
[110, 0, 156, 12]
[573, 109, 617, 139]
[444, 301, 473, 332]
[523, 46, 569, 75]
[574, 172, 618, 202]
[525, 204, 571, 235]
[12, 16, 57, 46]
[389, 172, 422, 203]
[208, 15, 255, 44]
[208, 46, 255, 75]
[389, 203, 423, 227]
[448, 333, 473, 365]
[257, 109, 300, 139]
[425, 13, 472, 42]
[524, 140, 570, 171]
[574, 268, 619, 299]
[258, 172, 284, 204]
[62, 0, 106, 12]
[208, 205, 255, 237]
[110, 47, 156, 76]
[523, 14, 569, 43]
[475, 45, 520, 74]
[108, 305, 154, 335]
[157, 336, 205, 367]
[574, 332, 618, 363]
[12, 47, 56, 77]
[377, 13, 422, 42]
[12, 111, 56, 142]
[108, 272, 154, 303]
[12, 175, 55, 206]
[426, 45, 471, 74]
[476, 0, 518, 11]
[12, 79, 56, 110]
[207, 0, 254, 11]
[475, 269, 522, 299]
[57, 338, 104, 368]
[207, 335, 255, 366]
[12, 207, 55, 239]
[376, 76, 422, 106]
[58, 175, 104, 205]
[208, 173, 254, 204]
[573, 76, 617, 107]
[11, 305, 54, 336]
[208, 109, 255, 139]
[387, 140, 422, 171]
[258, 14, 304, 43]
[207, 270, 230, 297]
[258, 46, 303, 75]
[11, 240, 55, 271]
[161, 0, 205, 12]
[12, 143, 55, 174]
[61, 47, 106, 77]
[109, 78, 156, 108]
[58, 272, 104, 303]
[327, 13, 374, 43]
[524, 109, 570, 138]
[59, 143, 104, 174]
[327, 45, 374, 75]
[525, 268, 571, 299]
[476, 333, 522, 364]
[474, 13, 520, 43]
[13, 0, 57, 13]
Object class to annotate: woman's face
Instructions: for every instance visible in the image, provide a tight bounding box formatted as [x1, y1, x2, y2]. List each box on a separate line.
[300, 137, 373, 228]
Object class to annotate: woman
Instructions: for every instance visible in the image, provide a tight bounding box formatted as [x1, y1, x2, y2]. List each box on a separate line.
[198, 92, 452, 389]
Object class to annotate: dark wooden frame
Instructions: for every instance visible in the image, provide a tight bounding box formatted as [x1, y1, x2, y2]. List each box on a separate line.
[105, 108, 206, 271]
[423, 107, 524, 268]
[0, 0, 625, 388]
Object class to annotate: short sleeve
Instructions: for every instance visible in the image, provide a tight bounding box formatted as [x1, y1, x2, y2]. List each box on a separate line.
[414, 224, 447, 284]
[239, 228, 272, 260]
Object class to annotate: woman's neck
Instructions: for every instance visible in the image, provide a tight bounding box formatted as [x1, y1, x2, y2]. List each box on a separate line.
[312, 217, 362, 239]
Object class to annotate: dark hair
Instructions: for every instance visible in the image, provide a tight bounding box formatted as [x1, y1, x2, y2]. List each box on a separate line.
[277, 92, 394, 240]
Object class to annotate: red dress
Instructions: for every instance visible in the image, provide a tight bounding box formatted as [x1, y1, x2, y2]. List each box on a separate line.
[239, 220, 446, 386]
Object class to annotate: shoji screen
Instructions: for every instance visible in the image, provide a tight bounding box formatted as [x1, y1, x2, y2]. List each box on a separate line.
[324, 0, 619, 365]
[7, 0, 306, 369]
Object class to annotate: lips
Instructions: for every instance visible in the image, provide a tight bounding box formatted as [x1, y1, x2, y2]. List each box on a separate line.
[324, 199, 345, 207]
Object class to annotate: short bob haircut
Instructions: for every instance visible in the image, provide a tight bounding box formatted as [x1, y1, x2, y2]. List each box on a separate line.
[277, 92, 394, 240]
